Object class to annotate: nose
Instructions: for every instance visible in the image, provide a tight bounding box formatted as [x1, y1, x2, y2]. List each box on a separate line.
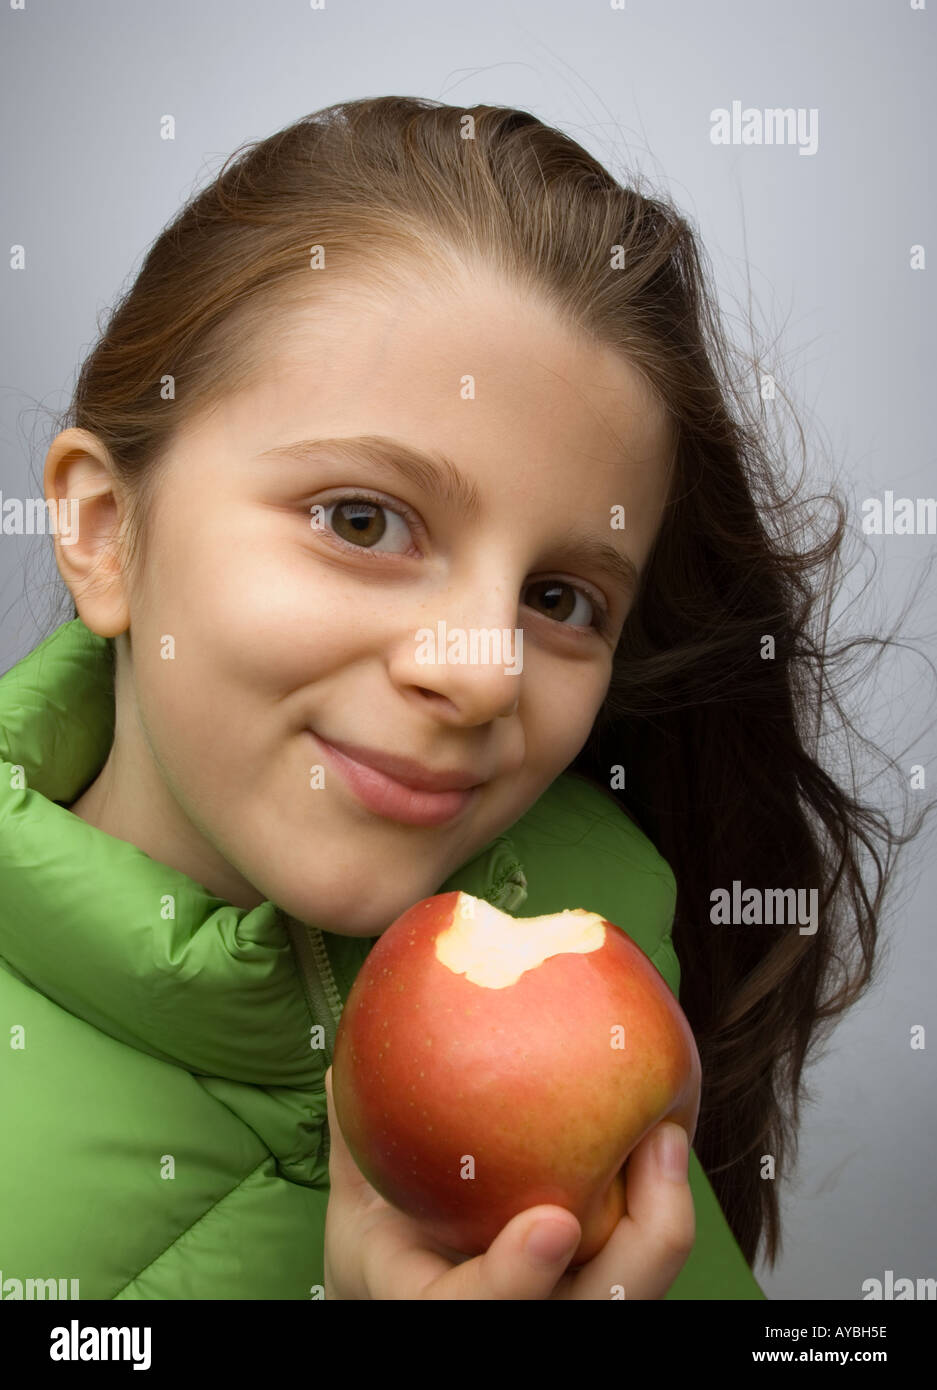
[389, 582, 524, 724]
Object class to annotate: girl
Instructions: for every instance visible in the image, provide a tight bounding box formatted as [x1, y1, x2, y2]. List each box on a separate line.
[0, 97, 920, 1300]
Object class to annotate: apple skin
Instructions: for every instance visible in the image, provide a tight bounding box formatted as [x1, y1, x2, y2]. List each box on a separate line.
[331, 890, 702, 1268]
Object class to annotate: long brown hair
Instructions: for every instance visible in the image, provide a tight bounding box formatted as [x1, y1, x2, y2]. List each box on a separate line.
[33, 97, 931, 1270]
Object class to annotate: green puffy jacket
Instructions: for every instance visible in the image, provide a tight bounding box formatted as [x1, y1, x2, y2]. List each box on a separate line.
[0, 617, 765, 1300]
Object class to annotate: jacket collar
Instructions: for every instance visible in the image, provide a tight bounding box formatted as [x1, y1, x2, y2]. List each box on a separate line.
[0, 618, 526, 1085]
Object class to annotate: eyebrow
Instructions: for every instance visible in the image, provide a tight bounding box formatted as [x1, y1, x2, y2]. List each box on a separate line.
[257, 433, 641, 597]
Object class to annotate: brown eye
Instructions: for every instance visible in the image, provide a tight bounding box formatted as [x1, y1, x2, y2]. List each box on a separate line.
[314, 494, 612, 637]
[323, 497, 413, 553]
[331, 500, 386, 546]
[522, 579, 596, 630]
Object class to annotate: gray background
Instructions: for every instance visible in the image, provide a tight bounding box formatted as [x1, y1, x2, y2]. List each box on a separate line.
[2, 0, 935, 1300]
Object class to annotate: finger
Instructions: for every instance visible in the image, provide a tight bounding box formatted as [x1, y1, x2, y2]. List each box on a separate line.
[324, 1065, 488, 1299]
[557, 1122, 695, 1301]
[324, 1170, 582, 1300]
[326, 1065, 585, 1301]
[418, 1205, 583, 1301]
[324, 1064, 380, 1208]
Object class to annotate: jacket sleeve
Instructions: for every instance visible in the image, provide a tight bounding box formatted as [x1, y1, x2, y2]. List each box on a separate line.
[0, 954, 332, 1300]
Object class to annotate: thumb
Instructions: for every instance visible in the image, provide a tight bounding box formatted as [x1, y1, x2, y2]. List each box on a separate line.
[324, 1064, 375, 1205]
[421, 1206, 582, 1301]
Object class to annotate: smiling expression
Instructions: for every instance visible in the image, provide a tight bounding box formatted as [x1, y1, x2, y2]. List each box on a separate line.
[61, 260, 674, 936]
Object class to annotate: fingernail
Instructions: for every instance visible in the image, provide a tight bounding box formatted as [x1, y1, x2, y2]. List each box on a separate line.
[655, 1124, 689, 1183]
[525, 1220, 579, 1263]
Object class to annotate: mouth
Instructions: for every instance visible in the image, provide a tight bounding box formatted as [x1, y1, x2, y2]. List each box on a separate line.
[307, 731, 483, 828]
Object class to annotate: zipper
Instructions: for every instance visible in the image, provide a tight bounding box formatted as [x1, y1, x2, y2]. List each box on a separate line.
[283, 912, 345, 1165]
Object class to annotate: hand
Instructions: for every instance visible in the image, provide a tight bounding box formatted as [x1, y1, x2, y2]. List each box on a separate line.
[323, 1065, 695, 1300]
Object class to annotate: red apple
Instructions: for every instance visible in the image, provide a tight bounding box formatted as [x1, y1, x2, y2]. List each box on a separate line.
[331, 890, 701, 1267]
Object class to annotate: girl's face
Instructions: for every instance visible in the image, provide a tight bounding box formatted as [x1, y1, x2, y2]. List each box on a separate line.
[64, 264, 673, 936]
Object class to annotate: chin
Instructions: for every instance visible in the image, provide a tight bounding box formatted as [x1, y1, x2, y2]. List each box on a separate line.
[275, 890, 395, 938]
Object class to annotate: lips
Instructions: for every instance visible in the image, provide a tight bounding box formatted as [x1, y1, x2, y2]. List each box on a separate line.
[307, 732, 483, 828]
[314, 735, 484, 793]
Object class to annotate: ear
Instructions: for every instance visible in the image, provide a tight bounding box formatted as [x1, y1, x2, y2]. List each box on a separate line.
[43, 427, 131, 638]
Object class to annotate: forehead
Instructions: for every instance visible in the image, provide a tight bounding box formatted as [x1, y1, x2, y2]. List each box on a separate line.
[246, 261, 673, 466]
[178, 262, 675, 580]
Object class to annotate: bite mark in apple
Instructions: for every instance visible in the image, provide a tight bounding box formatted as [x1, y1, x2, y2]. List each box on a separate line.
[435, 894, 607, 988]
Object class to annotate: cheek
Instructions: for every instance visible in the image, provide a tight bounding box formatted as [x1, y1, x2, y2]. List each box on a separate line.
[558, 661, 609, 732]
[524, 666, 608, 774]
[140, 510, 325, 674]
